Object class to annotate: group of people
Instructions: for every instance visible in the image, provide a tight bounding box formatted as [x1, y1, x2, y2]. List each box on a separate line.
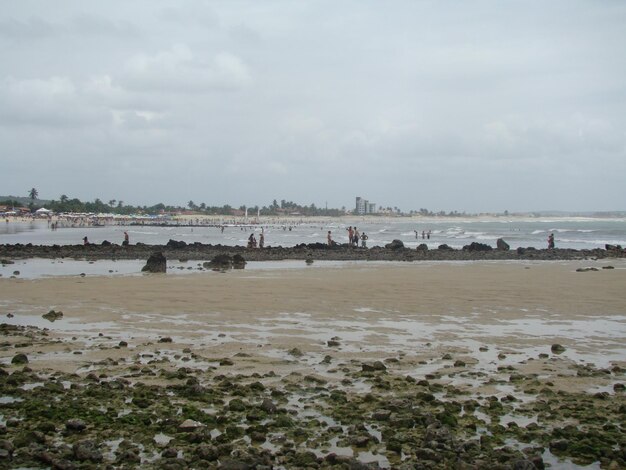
[247, 231, 265, 248]
[83, 231, 130, 246]
[346, 226, 368, 247]
[414, 230, 432, 240]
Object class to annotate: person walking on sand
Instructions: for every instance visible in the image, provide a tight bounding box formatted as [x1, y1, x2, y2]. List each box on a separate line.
[548, 233, 555, 249]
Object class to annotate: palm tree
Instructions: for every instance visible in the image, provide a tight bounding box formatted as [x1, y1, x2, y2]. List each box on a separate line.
[108, 199, 116, 207]
[28, 187, 38, 201]
[60, 194, 68, 203]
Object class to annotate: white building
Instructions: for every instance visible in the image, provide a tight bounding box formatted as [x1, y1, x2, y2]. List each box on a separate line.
[355, 197, 376, 214]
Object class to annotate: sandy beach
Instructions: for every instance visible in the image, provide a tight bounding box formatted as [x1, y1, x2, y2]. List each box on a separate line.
[1, 260, 625, 468]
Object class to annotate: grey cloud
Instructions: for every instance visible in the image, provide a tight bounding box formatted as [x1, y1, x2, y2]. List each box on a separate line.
[119, 45, 252, 93]
[0, 16, 55, 41]
[0, 76, 110, 128]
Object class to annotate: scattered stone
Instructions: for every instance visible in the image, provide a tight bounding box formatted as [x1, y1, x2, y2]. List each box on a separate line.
[551, 344, 566, 354]
[576, 267, 599, 272]
[73, 440, 103, 462]
[158, 337, 173, 343]
[602, 265, 615, 270]
[42, 309, 63, 322]
[362, 361, 386, 372]
[288, 347, 303, 357]
[179, 419, 205, 432]
[65, 419, 87, 432]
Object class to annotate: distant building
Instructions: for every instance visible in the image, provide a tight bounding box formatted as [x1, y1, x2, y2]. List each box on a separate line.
[355, 197, 377, 215]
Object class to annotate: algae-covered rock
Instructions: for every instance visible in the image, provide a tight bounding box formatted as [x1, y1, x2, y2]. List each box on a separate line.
[42, 310, 63, 322]
[11, 353, 28, 365]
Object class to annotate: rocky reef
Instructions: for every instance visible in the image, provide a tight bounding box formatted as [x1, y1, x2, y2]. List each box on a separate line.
[0, 240, 624, 263]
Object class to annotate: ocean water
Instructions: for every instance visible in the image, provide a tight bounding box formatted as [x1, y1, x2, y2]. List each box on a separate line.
[1, 217, 625, 250]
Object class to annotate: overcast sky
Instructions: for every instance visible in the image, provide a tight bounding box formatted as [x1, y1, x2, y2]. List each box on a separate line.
[1, 1, 625, 212]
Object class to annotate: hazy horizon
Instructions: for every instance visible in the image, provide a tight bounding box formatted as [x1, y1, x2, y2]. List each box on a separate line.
[2, 1, 625, 212]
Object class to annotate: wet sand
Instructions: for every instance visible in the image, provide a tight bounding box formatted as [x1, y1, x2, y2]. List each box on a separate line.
[1, 260, 625, 468]
[2, 260, 625, 381]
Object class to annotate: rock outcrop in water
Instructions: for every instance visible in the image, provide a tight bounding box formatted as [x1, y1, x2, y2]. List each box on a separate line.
[141, 252, 167, 273]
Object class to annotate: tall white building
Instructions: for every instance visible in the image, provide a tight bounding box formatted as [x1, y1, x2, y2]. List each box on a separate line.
[355, 197, 376, 214]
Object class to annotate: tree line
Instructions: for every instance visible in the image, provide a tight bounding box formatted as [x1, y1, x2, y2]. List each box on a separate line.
[1, 191, 347, 217]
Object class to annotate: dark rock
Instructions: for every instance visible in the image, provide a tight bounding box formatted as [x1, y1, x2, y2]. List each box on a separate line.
[496, 238, 510, 251]
[463, 242, 493, 252]
[158, 337, 173, 343]
[385, 239, 404, 250]
[232, 254, 246, 269]
[551, 344, 566, 354]
[166, 239, 187, 248]
[142, 252, 166, 273]
[372, 410, 391, 421]
[42, 310, 63, 322]
[362, 361, 386, 372]
[73, 440, 103, 462]
[161, 447, 178, 458]
[11, 353, 28, 365]
[416, 243, 428, 251]
[576, 267, 599, 272]
[66, 419, 87, 432]
[195, 444, 218, 461]
[438, 244, 454, 250]
[208, 254, 233, 269]
[549, 439, 568, 451]
[101, 240, 111, 246]
[512, 459, 537, 470]
[260, 398, 277, 414]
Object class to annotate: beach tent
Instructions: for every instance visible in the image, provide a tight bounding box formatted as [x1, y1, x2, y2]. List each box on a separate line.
[35, 208, 52, 214]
